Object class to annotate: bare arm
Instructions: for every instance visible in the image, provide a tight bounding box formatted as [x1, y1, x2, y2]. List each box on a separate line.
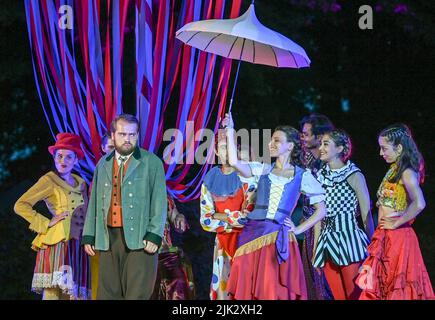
[296, 171, 327, 235]
[222, 113, 253, 178]
[347, 172, 374, 238]
[312, 221, 322, 257]
[295, 201, 326, 235]
[393, 169, 426, 228]
[170, 204, 189, 233]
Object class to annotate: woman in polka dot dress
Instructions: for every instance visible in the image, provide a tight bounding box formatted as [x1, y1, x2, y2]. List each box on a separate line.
[200, 131, 257, 300]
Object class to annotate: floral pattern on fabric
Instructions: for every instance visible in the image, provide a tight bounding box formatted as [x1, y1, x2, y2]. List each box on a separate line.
[200, 170, 257, 300]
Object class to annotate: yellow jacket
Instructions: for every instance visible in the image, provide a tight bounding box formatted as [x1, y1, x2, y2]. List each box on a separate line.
[14, 171, 88, 251]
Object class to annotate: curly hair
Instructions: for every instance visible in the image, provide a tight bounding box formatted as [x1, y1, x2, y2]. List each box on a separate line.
[379, 123, 425, 184]
[274, 125, 303, 167]
[323, 129, 352, 162]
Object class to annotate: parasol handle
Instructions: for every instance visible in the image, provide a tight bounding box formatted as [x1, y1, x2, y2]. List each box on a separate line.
[228, 59, 242, 113]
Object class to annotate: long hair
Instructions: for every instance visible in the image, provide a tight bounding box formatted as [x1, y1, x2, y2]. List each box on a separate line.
[324, 129, 352, 162]
[379, 123, 425, 183]
[274, 125, 303, 167]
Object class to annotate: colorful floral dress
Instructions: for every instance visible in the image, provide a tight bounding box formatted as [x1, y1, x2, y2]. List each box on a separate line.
[200, 166, 257, 300]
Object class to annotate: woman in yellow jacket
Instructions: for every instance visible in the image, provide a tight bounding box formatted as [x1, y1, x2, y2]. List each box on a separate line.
[14, 133, 91, 300]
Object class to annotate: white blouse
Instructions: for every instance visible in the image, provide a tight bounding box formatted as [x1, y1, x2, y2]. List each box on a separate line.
[248, 162, 325, 218]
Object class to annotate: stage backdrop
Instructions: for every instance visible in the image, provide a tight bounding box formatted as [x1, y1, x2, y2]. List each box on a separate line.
[25, 0, 242, 201]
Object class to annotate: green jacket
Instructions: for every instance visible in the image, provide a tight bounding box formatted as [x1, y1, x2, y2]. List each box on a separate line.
[82, 147, 167, 250]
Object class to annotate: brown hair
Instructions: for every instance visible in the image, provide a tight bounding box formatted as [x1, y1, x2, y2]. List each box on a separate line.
[274, 125, 303, 167]
[110, 113, 140, 133]
[379, 123, 425, 183]
[323, 129, 352, 162]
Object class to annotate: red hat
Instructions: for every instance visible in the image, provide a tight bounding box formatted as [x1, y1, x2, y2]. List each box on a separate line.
[48, 133, 85, 160]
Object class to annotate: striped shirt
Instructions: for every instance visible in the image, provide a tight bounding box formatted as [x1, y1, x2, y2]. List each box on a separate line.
[313, 161, 370, 267]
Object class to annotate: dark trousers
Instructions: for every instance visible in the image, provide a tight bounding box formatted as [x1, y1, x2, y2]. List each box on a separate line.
[97, 227, 158, 300]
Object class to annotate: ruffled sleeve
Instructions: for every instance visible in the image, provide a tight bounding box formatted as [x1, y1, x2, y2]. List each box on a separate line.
[248, 162, 271, 183]
[226, 209, 248, 228]
[199, 184, 228, 233]
[225, 183, 254, 228]
[301, 170, 326, 205]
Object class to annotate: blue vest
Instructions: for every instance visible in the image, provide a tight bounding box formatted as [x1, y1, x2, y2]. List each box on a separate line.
[248, 165, 304, 225]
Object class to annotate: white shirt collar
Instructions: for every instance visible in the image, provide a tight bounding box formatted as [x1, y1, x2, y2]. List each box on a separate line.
[327, 160, 351, 173]
[115, 150, 133, 165]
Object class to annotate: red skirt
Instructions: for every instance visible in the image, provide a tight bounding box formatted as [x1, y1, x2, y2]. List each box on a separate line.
[227, 234, 307, 300]
[356, 224, 434, 300]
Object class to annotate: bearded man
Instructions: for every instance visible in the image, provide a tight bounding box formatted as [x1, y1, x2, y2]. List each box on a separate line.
[82, 113, 167, 300]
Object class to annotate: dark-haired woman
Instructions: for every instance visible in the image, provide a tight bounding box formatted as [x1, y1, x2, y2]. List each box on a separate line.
[356, 124, 434, 300]
[312, 130, 374, 300]
[223, 113, 327, 300]
[14, 133, 91, 300]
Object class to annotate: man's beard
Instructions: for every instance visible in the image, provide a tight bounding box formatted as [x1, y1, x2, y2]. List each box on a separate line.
[115, 142, 136, 156]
